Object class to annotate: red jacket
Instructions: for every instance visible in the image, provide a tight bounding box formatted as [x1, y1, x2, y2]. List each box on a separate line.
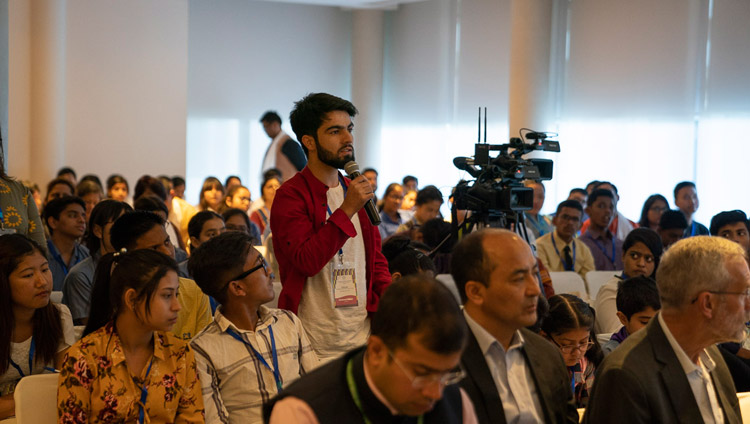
[269, 167, 391, 314]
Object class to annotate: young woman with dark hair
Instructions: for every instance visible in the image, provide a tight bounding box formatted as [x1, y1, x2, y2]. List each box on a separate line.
[541, 294, 603, 408]
[63, 200, 133, 325]
[198, 177, 224, 212]
[221, 208, 262, 246]
[250, 175, 280, 239]
[221, 184, 252, 213]
[106, 174, 130, 202]
[638, 194, 669, 230]
[57, 249, 204, 422]
[0, 234, 75, 419]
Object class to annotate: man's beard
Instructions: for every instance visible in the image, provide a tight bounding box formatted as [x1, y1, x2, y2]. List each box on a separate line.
[315, 139, 354, 169]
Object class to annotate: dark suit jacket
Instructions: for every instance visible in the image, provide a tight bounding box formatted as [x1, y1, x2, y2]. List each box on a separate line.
[460, 326, 579, 424]
[583, 316, 741, 424]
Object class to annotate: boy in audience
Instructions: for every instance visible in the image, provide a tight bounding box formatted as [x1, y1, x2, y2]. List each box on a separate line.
[187, 211, 226, 253]
[109, 211, 211, 340]
[710, 210, 750, 255]
[536, 200, 595, 280]
[43, 196, 90, 290]
[673, 181, 709, 236]
[172, 175, 186, 199]
[581, 189, 623, 270]
[580, 181, 637, 241]
[397, 185, 444, 235]
[189, 232, 318, 424]
[402, 175, 418, 192]
[602, 276, 661, 355]
[658, 209, 688, 248]
[56, 166, 77, 186]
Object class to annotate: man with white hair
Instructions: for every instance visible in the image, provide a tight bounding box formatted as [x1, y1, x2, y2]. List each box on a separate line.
[584, 236, 747, 423]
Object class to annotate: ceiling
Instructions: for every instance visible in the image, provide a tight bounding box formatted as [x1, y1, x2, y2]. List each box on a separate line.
[256, 0, 430, 10]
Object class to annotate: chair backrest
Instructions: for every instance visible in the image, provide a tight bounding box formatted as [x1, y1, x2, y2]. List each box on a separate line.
[738, 392, 750, 423]
[14, 373, 59, 423]
[548, 271, 589, 301]
[586, 270, 620, 299]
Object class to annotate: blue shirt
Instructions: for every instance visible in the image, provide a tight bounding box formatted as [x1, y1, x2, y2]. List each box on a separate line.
[378, 210, 402, 241]
[46, 239, 89, 291]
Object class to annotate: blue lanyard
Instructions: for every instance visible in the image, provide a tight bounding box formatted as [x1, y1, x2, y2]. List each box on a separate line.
[8, 337, 55, 377]
[690, 221, 697, 237]
[226, 326, 282, 392]
[0, 206, 4, 228]
[326, 175, 347, 258]
[527, 214, 547, 236]
[138, 357, 154, 424]
[551, 232, 576, 271]
[593, 236, 616, 266]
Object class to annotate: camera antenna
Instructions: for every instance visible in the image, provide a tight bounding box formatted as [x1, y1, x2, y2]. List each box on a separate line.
[484, 107, 487, 143]
[477, 107, 481, 143]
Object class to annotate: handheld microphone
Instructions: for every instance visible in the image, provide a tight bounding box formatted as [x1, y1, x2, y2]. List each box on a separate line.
[344, 161, 382, 226]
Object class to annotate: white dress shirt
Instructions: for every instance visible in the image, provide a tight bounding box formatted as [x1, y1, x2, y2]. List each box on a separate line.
[464, 310, 544, 424]
[658, 313, 724, 424]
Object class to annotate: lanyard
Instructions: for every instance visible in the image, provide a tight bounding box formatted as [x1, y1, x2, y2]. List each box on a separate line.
[346, 358, 423, 424]
[593, 236, 616, 266]
[0, 206, 4, 228]
[137, 357, 154, 424]
[550, 233, 576, 271]
[527, 214, 547, 236]
[326, 175, 348, 258]
[9, 337, 56, 377]
[690, 221, 697, 237]
[226, 326, 282, 392]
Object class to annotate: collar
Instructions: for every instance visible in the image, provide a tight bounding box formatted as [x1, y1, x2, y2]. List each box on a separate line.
[584, 226, 614, 242]
[363, 353, 399, 416]
[215, 305, 276, 334]
[104, 322, 167, 368]
[464, 309, 525, 355]
[553, 229, 576, 248]
[300, 166, 349, 195]
[657, 313, 716, 375]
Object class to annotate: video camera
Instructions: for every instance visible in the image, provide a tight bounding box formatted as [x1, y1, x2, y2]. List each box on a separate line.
[451, 108, 560, 235]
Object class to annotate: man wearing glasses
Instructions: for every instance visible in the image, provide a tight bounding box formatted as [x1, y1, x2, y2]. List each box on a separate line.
[451, 228, 579, 424]
[188, 231, 319, 424]
[584, 236, 747, 424]
[264, 275, 478, 423]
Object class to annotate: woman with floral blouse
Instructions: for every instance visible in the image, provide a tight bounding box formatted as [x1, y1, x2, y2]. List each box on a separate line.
[57, 249, 204, 423]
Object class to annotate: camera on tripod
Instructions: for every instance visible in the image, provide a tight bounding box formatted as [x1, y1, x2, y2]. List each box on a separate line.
[450, 108, 560, 235]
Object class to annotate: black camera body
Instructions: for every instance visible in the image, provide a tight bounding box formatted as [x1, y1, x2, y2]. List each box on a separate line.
[452, 132, 559, 229]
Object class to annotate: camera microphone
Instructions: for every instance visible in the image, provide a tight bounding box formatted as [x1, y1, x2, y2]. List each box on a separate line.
[344, 161, 381, 226]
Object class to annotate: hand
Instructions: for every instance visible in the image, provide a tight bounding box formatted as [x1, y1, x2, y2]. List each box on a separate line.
[340, 175, 374, 218]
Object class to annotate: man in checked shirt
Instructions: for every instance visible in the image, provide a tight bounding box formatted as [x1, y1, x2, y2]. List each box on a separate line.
[188, 231, 318, 424]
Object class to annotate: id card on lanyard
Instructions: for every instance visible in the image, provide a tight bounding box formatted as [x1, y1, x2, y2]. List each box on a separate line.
[327, 176, 358, 309]
[0, 206, 16, 235]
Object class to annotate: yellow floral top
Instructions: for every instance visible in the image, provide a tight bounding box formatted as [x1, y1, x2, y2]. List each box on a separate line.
[0, 178, 45, 246]
[57, 323, 204, 423]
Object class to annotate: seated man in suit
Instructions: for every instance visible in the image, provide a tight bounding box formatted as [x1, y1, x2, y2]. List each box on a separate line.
[451, 228, 579, 424]
[584, 236, 746, 423]
[264, 275, 478, 423]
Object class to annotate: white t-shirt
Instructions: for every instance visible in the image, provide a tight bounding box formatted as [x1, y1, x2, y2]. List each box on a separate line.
[0, 303, 76, 395]
[298, 184, 369, 363]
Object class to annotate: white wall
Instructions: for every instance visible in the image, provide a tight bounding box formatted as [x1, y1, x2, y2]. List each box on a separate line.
[185, 0, 352, 204]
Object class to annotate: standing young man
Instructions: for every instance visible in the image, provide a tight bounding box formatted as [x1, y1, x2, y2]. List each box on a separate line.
[260, 110, 307, 181]
[270, 93, 391, 362]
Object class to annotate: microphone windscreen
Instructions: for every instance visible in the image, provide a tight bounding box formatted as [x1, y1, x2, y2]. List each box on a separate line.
[344, 161, 360, 177]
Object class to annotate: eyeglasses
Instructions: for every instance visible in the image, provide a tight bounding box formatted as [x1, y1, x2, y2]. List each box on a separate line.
[626, 250, 655, 264]
[691, 289, 750, 304]
[549, 337, 595, 354]
[225, 256, 269, 287]
[387, 350, 465, 389]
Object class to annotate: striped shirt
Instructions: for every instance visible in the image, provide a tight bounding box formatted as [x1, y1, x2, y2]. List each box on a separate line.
[190, 306, 319, 424]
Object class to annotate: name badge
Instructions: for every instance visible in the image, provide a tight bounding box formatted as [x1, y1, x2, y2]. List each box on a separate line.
[331, 255, 358, 308]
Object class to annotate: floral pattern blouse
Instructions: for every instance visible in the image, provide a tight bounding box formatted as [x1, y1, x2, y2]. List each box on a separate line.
[57, 323, 204, 423]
